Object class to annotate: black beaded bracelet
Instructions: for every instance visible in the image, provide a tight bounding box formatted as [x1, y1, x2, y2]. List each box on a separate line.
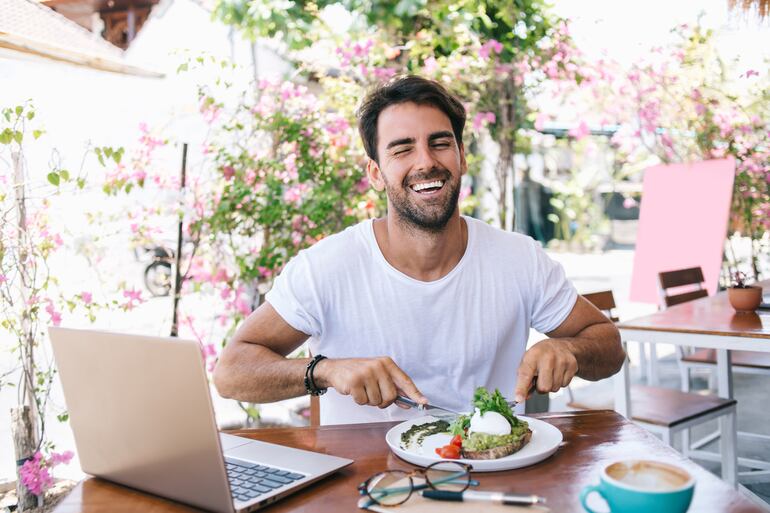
[304, 354, 328, 396]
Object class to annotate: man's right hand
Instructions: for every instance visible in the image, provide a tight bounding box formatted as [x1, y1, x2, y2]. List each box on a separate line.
[313, 357, 427, 409]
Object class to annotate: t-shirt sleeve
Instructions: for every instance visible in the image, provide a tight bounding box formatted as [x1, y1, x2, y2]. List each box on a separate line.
[265, 252, 323, 337]
[529, 241, 578, 334]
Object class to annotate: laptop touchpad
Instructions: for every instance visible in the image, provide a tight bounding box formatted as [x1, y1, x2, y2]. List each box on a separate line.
[220, 433, 254, 451]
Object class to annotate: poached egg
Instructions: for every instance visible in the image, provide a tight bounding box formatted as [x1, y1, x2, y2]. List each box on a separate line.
[468, 407, 511, 436]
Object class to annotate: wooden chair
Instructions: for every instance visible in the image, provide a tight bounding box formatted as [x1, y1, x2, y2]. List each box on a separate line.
[659, 267, 770, 393]
[568, 290, 737, 483]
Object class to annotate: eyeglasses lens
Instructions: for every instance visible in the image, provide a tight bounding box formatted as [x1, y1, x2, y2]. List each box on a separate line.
[426, 462, 470, 492]
[367, 470, 412, 506]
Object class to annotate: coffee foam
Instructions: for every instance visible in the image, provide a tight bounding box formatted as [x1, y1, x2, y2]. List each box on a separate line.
[606, 461, 690, 491]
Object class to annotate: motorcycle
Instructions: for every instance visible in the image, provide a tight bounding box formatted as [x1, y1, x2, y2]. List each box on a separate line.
[135, 244, 175, 297]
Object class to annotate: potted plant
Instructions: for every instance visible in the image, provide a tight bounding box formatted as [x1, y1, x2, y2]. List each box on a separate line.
[727, 271, 763, 313]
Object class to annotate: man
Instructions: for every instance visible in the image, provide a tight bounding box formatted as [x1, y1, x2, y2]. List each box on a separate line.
[214, 75, 625, 425]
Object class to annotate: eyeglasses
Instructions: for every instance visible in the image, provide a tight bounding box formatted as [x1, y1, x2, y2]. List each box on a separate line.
[358, 461, 477, 507]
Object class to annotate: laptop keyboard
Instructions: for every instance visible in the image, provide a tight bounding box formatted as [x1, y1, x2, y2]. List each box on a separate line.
[225, 458, 306, 503]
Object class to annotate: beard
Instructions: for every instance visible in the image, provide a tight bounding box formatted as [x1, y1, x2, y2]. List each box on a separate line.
[382, 167, 461, 232]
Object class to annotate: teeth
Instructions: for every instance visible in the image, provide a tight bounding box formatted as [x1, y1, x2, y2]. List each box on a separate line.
[411, 180, 444, 192]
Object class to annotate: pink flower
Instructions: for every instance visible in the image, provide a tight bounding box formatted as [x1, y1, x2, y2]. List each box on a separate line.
[352, 39, 374, 57]
[81, 292, 93, 305]
[221, 165, 236, 181]
[373, 67, 397, 81]
[283, 183, 309, 204]
[282, 154, 298, 182]
[45, 300, 62, 327]
[479, 39, 503, 60]
[123, 288, 142, 301]
[623, 197, 638, 209]
[568, 121, 590, 140]
[0, 274, 6, 284]
[743, 69, 759, 78]
[423, 56, 438, 74]
[534, 113, 548, 131]
[49, 451, 74, 466]
[459, 185, 472, 203]
[355, 177, 370, 194]
[472, 112, 496, 132]
[19, 451, 73, 496]
[202, 343, 217, 359]
[131, 169, 147, 182]
[235, 298, 251, 316]
[122, 288, 144, 310]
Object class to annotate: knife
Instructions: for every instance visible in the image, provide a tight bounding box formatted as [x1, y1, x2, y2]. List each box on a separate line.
[395, 395, 463, 417]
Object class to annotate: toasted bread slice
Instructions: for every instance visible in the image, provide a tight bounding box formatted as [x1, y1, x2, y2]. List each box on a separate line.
[460, 429, 532, 460]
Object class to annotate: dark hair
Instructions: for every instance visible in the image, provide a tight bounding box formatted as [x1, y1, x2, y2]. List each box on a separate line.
[356, 75, 466, 163]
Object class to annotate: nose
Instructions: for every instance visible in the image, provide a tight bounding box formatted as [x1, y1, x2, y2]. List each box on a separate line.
[412, 141, 439, 172]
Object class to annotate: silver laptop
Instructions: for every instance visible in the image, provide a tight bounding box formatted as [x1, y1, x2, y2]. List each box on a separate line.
[49, 327, 352, 512]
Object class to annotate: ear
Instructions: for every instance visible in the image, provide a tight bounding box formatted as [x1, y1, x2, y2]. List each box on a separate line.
[459, 142, 468, 177]
[366, 158, 386, 192]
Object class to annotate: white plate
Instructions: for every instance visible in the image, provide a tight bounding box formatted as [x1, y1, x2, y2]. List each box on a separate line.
[386, 415, 563, 472]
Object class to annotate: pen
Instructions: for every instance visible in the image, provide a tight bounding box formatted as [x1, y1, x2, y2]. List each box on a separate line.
[421, 489, 546, 506]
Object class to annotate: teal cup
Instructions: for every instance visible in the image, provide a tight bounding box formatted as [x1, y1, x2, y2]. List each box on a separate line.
[580, 460, 695, 513]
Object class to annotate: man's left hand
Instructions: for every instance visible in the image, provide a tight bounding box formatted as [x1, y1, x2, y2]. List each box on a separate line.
[514, 339, 579, 403]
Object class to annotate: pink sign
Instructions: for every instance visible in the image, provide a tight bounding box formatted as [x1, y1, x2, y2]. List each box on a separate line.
[629, 158, 735, 304]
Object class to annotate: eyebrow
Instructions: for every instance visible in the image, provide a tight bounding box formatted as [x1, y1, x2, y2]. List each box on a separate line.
[385, 131, 455, 151]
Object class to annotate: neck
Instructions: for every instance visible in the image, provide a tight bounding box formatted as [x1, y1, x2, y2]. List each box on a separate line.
[373, 212, 468, 282]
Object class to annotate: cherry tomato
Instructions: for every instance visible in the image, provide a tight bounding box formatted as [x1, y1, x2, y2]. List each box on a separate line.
[435, 444, 461, 459]
[450, 435, 463, 448]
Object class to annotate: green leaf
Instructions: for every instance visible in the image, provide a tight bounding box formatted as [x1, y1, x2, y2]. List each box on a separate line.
[47, 172, 60, 186]
[113, 147, 124, 164]
[26, 111, 35, 120]
[0, 129, 11, 145]
[12, 130, 22, 144]
[32, 129, 43, 139]
[472, 386, 519, 427]
[57, 412, 69, 422]
[176, 62, 189, 73]
[59, 169, 70, 181]
[76, 177, 86, 189]
[15, 105, 23, 116]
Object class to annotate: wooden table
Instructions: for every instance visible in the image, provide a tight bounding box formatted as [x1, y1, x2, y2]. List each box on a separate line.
[615, 281, 770, 487]
[53, 411, 764, 513]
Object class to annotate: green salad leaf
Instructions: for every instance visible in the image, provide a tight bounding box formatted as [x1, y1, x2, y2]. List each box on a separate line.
[472, 386, 521, 427]
[449, 415, 470, 436]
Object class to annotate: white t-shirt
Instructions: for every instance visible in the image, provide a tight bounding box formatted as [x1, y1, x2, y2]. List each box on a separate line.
[266, 216, 578, 425]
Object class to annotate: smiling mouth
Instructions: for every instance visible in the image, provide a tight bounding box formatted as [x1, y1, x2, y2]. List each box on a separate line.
[409, 180, 445, 194]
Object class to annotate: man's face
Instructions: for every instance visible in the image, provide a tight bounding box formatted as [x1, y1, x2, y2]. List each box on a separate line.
[367, 102, 467, 232]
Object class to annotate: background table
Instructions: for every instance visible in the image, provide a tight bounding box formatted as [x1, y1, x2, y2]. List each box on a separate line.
[52, 410, 764, 513]
[615, 281, 770, 486]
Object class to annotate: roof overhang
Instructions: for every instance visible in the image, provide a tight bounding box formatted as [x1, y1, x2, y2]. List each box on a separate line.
[0, 29, 164, 77]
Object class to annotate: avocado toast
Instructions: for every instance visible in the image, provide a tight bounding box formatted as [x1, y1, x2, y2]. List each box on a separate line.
[448, 387, 532, 460]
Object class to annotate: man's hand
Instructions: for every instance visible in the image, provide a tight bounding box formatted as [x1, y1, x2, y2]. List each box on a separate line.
[514, 339, 579, 403]
[314, 357, 427, 409]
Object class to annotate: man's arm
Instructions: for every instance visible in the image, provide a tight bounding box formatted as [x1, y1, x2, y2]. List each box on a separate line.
[213, 302, 427, 408]
[513, 295, 625, 403]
